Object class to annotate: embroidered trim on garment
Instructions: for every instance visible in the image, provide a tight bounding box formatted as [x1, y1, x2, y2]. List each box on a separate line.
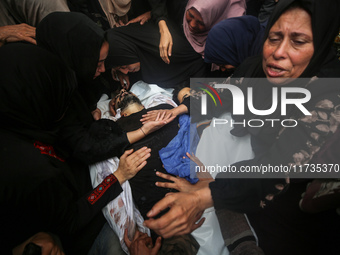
[33, 141, 65, 162]
[87, 174, 117, 205]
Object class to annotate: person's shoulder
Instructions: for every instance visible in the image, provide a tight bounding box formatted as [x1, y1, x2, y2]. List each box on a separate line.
[317, 58, 340, 78]
[0, 133, 65, 177]
[233, 55, 263, 78]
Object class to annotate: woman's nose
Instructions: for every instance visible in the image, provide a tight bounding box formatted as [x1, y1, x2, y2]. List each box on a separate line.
[273, 39, 289, 60]
[190, 19, 198, 29]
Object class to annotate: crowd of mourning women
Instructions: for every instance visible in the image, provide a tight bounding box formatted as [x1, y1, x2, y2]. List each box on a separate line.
[1, 0, 340, 254]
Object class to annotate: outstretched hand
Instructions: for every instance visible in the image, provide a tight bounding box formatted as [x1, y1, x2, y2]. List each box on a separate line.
[0, 24, 36, 46]
[144, 191, 207, 238]
[141, 104, 188, 124]
[141, 111, 176, 135]
[141, 109, 174, 124]
[155, 171, 206, 193]
[184, 152, 213, 180]
[127, 11, 151, 25]
[158, 20, 173, 64]
[114, 147, 151, 184]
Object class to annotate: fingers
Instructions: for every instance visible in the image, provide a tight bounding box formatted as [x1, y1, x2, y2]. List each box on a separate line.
[140, 111, 159, 123]
[191, 216, 205, 232]
[143, 235, 153, 248]
[193, 210, 204, 222]
[186, 152, 203, 167]
[144, 196, 192, 238]
[156, 181, 176, 190]
[118, 20, 126, 26]
[134, 160, 147, 172]
[165, 192, 175, 197]
[186, 152, 197, 161]
[111, 69, 119, 81]
[160, 41, 172, 64]
[22, 36, 37, 45]
[129, 147, 151, 164]
[120, 149, 134, 160]
[151, 236, 162, 255]
[118, 76, 125, 87]
[168, 42, 173, 58]
[156, 111, 166, 122]
[161, 55, 169, 64]
[126, 17, 139, 25]
[155, 172, 178, 190]
[146, 194, 176, 218]
[155, 112, 161, 122]
[164, 114, 176, 124]
[156, 171, 175, 182]
[140, 110, 173, 124]
[123, 76, 130, 90]
[144, 192, 204, 238]
[124, 229, 132, 248]
[4, 23, 37, 45]
[160, 45, 170, 64]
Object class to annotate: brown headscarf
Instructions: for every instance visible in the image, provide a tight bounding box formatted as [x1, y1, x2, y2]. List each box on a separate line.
[98, 0, 131, 27]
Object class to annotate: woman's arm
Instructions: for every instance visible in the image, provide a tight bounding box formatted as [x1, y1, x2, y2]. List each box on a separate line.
[148, 0, 173, 64]
[127, 111, 176, 144]
[144, 185, 213, 238]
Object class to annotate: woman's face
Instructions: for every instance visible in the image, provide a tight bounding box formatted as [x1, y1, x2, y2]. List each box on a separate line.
[94, 41, 109, 79]
[115, 62, 141, 74]
[186, 7, 206, 34]
[262, 7, 314, 84]
[177, 87, 191, 103]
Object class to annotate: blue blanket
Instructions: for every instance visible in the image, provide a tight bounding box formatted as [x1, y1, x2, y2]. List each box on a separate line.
[159, 114, 199, 184]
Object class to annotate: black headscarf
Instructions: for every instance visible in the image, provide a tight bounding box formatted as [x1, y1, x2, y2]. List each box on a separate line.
[106, 22, 207, 88]
[36, 12, 105, 83]
[229, 0, 340, 138]
[0, 43, 77, 144]
[235, 0, 340, 78]
[207, 0, 340, 215]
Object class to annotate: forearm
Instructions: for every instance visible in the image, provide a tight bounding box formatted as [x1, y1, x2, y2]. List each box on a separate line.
[77, 174, 123, 228]
[158, 20, 168, 33]
[172, 104, 188, 116]
[60, 119, 130, 164]
[126, 127, 146, 144]
[195, 185, 214, 211]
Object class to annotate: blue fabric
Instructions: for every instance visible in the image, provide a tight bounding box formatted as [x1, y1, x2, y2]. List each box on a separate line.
[204, 15, 265, 67]
[159, 114, 199, 184]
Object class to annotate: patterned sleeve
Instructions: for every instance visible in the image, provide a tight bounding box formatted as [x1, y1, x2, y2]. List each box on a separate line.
[210, 78, 340, 212]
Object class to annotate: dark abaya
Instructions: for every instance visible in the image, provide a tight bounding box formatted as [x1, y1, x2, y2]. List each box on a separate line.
[0, 43, 123, 254]
[37, 12, 103, 83]
[106, 21, 207, 88]
[189, 0, 340, 253]
[36, 12, 130, 164]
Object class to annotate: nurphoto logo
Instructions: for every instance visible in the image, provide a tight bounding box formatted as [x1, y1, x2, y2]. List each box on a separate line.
[196, 80, 311, 128]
